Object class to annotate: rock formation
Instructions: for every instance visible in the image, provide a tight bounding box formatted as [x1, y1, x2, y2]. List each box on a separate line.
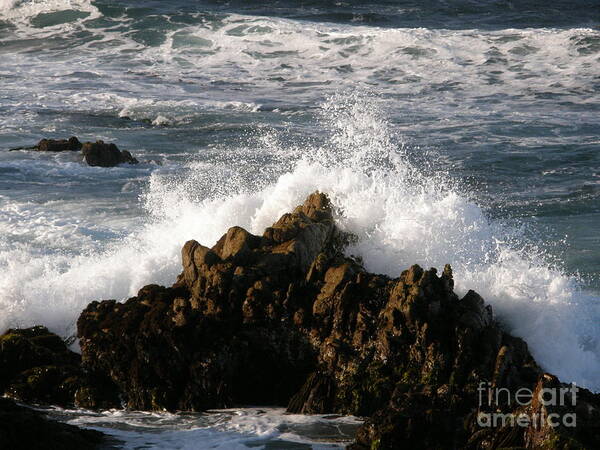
[36, 136, 82, 152]
[75, 192, 600, 449]
[7, 136, 139, 167]
[0, 326, 119, 409]
[1, 193, 595, 448]
[82, 140, 138, 167]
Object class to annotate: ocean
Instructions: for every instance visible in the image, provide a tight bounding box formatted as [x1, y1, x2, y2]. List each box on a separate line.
[1, 0, 599, 448]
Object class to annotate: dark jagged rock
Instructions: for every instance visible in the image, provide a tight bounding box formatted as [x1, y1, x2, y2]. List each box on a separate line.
[461, 374, 600, 450]
[8, 136, 140, 168]
[76, 192, 600, 449]
[82, 140, 139, 167]
[0, 398, 105, 450]
[36, 136, 82, 152]
[0, 326, 119, 409]
[0, 326, 80, 406]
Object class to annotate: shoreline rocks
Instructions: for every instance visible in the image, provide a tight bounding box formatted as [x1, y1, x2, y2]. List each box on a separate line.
[0, 328, 115, 449]
[0, 326, 119, 410]
[74, 192, 600, 449]
[3, 192, 599, 449]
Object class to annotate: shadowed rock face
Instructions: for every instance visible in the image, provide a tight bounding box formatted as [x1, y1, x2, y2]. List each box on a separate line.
[76, 192, 600, 449]
[0, 326, 119, 410]
[0, 398, 105, 450]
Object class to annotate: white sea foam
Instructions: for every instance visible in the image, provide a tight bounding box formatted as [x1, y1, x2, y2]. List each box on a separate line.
[0, 0, 20, 11]
[50, 407, 361, 449]
[1, 9, 598, 131]
[0, 0, 100, 30]
[1, 93, 598, 392]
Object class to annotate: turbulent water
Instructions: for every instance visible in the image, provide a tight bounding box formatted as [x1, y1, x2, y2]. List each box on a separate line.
[1, 0, 600, 447]
[43, 406, 363, 449]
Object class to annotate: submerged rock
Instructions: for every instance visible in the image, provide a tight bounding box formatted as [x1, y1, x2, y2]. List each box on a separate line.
[0, 326, 119, 409]
[76, 192, 600, 449]
[82, 140, 138, 167]
[0, 398, 105, 450]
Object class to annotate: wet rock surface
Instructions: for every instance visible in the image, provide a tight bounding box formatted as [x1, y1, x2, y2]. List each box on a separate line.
[14, 192, 597, 449]
[8, 136, 139, 167]
[82, 140, 138, 167]
[36, 136, 82, 152]
[0, 326, 119, 409]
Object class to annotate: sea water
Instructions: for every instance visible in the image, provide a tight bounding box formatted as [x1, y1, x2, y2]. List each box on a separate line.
[1, 1, 599, 448]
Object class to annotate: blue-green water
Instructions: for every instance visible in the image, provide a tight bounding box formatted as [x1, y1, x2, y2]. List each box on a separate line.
[1, 1, 599, 447]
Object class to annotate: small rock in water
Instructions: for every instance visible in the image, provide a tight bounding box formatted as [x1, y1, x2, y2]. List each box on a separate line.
[36, 136, 82, 152]
[82, 140, 139, 167]
[9, 137, 140, 168]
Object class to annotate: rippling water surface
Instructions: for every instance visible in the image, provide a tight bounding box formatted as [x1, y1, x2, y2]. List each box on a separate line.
[1, 1, 599, 448]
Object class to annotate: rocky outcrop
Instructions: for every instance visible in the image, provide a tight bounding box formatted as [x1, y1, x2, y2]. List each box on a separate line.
[36, 136, 82, 152]
[76, 192, 600, 449]
[0, 398, 105, 450]
[76, 193, 342, 411]
[8, 136, 139, 167]
[82, 140, 138, 167]
[0, 326, 119, 409]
